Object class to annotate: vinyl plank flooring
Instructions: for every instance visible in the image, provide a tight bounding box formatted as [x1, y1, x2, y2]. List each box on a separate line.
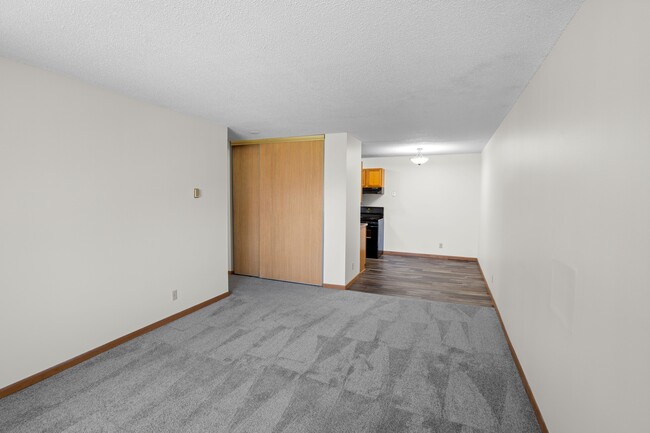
[348, 255, 493, 307]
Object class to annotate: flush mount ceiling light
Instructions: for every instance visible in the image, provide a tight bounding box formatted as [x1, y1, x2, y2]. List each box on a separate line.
[410, 148, 429, 166]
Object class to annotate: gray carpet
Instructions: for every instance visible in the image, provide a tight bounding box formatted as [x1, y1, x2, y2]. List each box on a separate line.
[0, 276, 540, 433]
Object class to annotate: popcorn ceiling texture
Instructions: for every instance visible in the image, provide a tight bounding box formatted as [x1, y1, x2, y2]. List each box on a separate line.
[0, 0, 583, 156]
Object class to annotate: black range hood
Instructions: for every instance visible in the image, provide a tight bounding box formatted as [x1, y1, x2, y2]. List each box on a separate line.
[362, 187, 384, 195]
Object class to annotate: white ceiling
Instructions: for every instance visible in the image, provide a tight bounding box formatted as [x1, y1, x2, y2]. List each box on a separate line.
[0, 1, 583, 157]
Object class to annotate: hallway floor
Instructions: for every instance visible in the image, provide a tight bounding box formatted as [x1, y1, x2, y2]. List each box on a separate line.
[348, 254, 493, 307]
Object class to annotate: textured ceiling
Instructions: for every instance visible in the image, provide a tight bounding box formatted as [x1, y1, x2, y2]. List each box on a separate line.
[0, 1, 583, 156]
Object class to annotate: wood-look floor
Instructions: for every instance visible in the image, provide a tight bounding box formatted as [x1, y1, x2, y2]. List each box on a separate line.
[348, 254, 493, 307]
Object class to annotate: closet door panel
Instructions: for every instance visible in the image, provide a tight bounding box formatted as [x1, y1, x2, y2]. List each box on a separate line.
[259, 140, 323, 285]
[232, 144, 260, 276]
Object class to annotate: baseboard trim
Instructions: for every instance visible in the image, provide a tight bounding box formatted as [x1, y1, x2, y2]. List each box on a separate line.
[477, 262, 548, 433]
[322, 283, 346, 290]
[345, 270, 363, 288]
[323, 270, 364, 291]
[383, 251, 477, 262]
[0, 291, 231, 400]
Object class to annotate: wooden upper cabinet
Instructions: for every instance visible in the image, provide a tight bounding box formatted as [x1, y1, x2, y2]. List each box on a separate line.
[363, 168, 384, 188]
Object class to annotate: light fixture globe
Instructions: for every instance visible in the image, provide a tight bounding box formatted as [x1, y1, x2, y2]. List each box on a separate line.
[410, 148, 429, 165]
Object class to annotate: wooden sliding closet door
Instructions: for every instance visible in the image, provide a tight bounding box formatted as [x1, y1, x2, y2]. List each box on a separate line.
[260, 140, 323, 285]
[232, 144, 260, 276]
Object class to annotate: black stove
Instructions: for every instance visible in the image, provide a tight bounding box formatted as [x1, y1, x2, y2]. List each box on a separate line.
[361, 207, 384, 259]
[361, 206, 383, 222]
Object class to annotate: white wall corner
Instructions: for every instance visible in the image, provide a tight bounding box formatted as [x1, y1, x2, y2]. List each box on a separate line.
[323, 133, 348, 286]
[345, 134, 362, 284]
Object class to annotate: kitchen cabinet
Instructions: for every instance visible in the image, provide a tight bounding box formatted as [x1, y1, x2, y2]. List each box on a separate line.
[363, 168, 384, 188]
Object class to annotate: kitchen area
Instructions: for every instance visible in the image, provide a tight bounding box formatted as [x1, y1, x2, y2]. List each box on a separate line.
[359, 167, 385, 274]
[350, 153, 487, 305]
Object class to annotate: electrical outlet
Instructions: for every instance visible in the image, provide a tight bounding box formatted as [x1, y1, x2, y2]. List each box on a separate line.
[352, 263, 356, 271]
[439, 243, 443, 249]
[491, 275, 494, 284]
[172, 290, 178, 301]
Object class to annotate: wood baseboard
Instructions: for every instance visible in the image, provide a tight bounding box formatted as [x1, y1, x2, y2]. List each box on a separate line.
[477, 262, 548, 433]
[323, 269, 365, 291]
[345, 270, 363, 288]
[322, 283, 346, 290]
[383, 251, 477, 262]
[0, 291, 231, 400]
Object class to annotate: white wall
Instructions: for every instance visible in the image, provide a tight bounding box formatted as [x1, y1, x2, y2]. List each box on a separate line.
[345, 135, 362, 284]
[362, 154, 481, 258]
[0, 57, 230, 389]
[478, 1, 650, 432]
[227, 144, 233, 272]
[323, 133, 348, 286]
[323, 133, 362, 286]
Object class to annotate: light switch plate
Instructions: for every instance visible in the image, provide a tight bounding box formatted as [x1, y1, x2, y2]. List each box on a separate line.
[193, 188, 201, 198]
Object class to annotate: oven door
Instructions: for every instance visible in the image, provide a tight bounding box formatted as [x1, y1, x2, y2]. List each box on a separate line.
[366, 218, 384, 259]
